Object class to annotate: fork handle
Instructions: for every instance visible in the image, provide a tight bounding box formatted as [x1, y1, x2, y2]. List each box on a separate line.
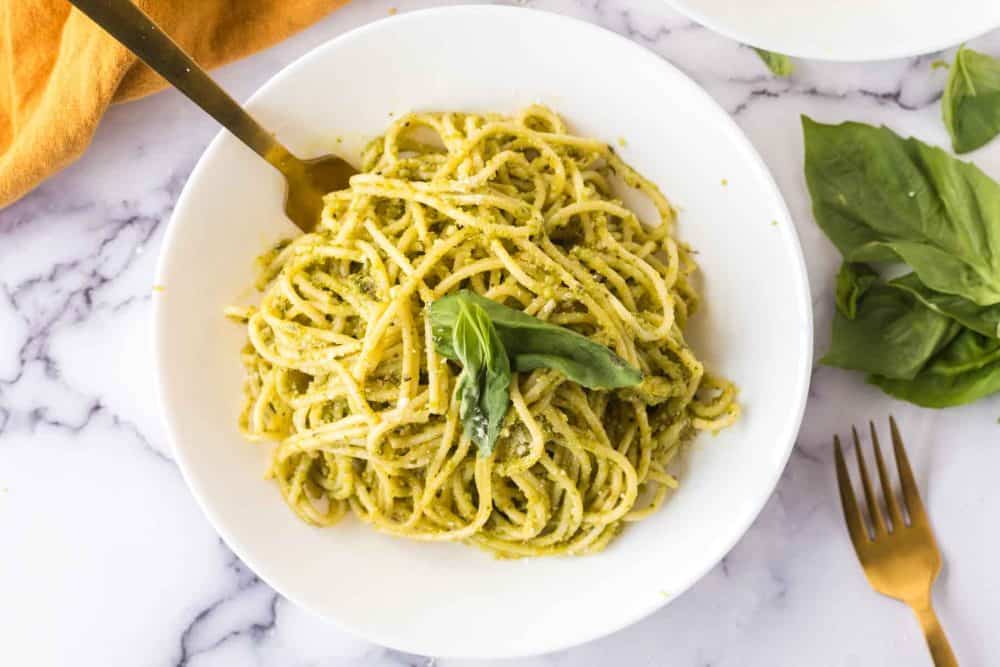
[910, 599, 958, 667]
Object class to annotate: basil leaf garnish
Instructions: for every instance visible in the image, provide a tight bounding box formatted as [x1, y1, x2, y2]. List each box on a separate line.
[431, 291, 642, 389]
[450, 300, 511, 456]
[943, 45, 1000, 154]
[430, 291, 643, 454]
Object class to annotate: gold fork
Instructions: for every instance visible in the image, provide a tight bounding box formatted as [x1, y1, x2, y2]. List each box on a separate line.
[834, 417, 958, 666]
[69, 0, 356, 232]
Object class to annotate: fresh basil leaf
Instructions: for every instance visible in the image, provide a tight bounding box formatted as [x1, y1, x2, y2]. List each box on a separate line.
[753, 48, 794, 77]
[931, 328, 1000, 374]
[835, 263, 878, 320]
[803, 117, 1000, 305]
[822, 281, 959, 380]
[803, 118, 924, 264]
[871, 329, 1000, 407]
[942, 46, 1000, 154]
[431, 291, 642, 389]
[451, 301, 511, 456]
[891, 273, 1000, 338]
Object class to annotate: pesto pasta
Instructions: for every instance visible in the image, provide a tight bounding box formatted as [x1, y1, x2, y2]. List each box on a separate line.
[226, 106, 739, 557]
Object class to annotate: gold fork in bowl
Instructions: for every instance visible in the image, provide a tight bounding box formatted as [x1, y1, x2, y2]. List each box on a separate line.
[69, 0, 357, 232]
[834, 417, 958, 666]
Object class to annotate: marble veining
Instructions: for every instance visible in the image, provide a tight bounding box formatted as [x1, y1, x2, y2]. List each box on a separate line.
[3, 1, 1000, 665]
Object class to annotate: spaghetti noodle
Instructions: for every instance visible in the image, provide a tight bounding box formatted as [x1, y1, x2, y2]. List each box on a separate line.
[227, 106, 739, 557]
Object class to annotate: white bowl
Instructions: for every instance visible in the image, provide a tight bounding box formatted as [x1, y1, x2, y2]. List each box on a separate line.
[155, 6, 812, 659]
[664, 0, 1000, 62]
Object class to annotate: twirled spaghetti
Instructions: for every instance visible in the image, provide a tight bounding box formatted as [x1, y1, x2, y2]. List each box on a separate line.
[227, 106, 739, 557]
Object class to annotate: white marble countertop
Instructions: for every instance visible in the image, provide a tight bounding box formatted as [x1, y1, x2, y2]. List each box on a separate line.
[3, 1, 1000, 665]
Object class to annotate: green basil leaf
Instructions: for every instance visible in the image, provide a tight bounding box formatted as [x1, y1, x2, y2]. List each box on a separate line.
[753, 48, 794, 77]
[451, 301, 510, 456]
[431, 291, 642, 389]
[803, 117, 1000, 305]
[942, 46, 1000, 154]
[822, 281, 959, 380]
[871, 329, 1000, 407]
[835, 262, 878, 320]
[930, 328, 1000, 374]
[891, 273, 1000, 338]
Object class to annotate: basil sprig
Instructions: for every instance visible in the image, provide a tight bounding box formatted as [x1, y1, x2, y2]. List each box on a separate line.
[430, 291, 643, 454]
[804, 117, 1000, 408]
[942, 46, 1000, 154]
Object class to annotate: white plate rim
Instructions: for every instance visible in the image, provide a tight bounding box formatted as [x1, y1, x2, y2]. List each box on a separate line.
[662, 0, 1000, 62]
[153, 5, 814, 657]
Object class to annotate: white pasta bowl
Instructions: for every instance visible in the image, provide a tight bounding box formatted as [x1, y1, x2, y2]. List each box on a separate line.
[154, 6, 812, 659]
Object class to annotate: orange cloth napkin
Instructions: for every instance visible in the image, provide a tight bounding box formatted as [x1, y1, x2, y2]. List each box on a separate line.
[0, 0, 349, 208]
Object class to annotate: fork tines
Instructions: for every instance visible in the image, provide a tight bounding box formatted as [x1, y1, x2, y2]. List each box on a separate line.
[834, 416, 927, 541]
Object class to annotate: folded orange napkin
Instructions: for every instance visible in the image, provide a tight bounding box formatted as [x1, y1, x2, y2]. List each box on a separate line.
[0, 0, 349, 209]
